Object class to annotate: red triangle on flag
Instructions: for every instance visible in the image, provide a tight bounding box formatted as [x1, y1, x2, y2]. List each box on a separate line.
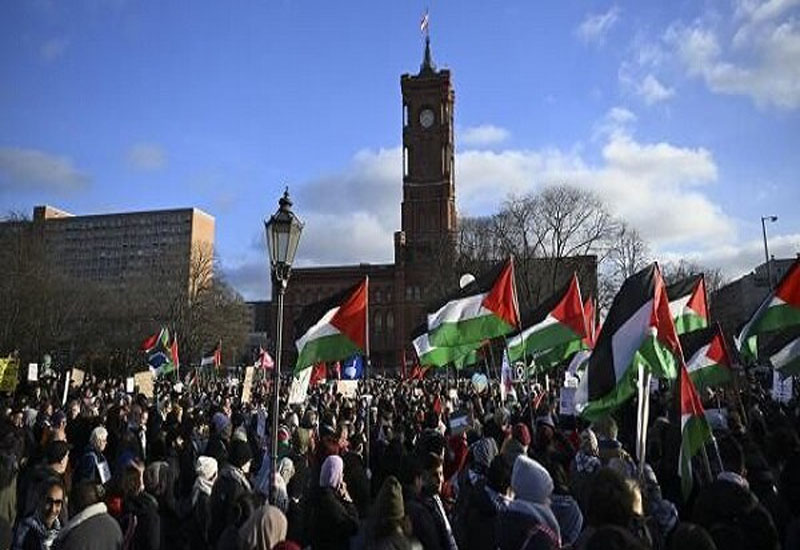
[330, 279, 368, 351]
[775, 260, 800, 308]
[481, 258, 519, 329]
[686, 276, 709, 320]
[652, 266, 683, 358]
[680, 362, 706, 417]
[310, 362, 327, 386]
[551, 273, 587, 339]
[706, 326, 732, 369]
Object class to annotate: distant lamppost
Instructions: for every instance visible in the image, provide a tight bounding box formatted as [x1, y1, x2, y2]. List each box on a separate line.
[761, 215, 778, 289]
[264, 188, 303, 504]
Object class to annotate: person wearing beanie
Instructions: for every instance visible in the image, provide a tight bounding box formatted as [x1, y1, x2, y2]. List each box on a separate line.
[208, 439, 254, 546]
[238, 504, 288, 550]
[309, 455, 359, 550]
[188, 456, 217, 549]
[367, 476, 420, 550]
[205, 411, 232, 465]
[497, 455, 561, 550]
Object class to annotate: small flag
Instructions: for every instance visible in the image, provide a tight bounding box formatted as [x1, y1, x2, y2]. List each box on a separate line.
[679, 362, 712, 498]
[681, 324, 733, 391]
[258, 347, 274, 370]
[667, 275, 709, 335]
[201, 341, 221, 368]
[420, 10, 429, 33]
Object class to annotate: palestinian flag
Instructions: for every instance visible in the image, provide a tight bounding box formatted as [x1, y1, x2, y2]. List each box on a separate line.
[507, 273, 586, 363]
[453, 347, 481, 370]
[294, 278, 368, 371]
[738, 260, 800, 360]
[679, 362, 712, 499]
[668, 275, 709, 335]
[760, 325, 800, 377]
[579, 263, 682, 421]
[529, 295, 597, 372]
[681, 324, 733, 391]
[427, 258, 519, 348]
[201, 341, 221, 368]
[411, 325, 479, 368]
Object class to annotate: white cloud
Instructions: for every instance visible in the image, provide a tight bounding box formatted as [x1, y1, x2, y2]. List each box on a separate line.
[665, 6, 800, 109]
[460, 125, 510, 147]
[593, 106, 637, 140]
[577, 6, 621, 45]
[0, 147, 89, 192]
[125, 143, 167, 172]
[637, 74, 675, 104]
[40, 37, 69, 62]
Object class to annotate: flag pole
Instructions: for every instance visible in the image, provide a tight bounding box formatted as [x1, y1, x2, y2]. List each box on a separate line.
[363, 276, 371, 478]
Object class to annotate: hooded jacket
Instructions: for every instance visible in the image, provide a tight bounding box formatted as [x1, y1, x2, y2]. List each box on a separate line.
[52, 503, 122, 550]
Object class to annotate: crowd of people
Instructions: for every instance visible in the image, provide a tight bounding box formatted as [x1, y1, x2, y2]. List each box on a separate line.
[0, 367, 797, 550]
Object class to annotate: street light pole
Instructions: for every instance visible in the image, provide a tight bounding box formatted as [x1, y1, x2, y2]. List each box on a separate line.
[761, 215, 778, 289]
[264, 189, 303, 505]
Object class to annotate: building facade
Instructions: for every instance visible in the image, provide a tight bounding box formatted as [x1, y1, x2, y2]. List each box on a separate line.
[269, 42, 597, 372]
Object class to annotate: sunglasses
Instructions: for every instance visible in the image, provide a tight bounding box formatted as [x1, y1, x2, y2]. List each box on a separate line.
[46, 498, 64, 506]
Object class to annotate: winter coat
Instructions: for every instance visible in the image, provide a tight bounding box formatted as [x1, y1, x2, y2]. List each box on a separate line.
[52, 503, 122, 550]
[74, 449, 111, 486]
[122, 492, 161, 550]
[550, 493, 583, 546]
[403, 489, 444, 550]
[457, 478, 509, 550]
[309, 487, 359, 550]
[208, 464, 252, 546]
[11, 514, 60, 550]
[496, 499, 561, 550]
[692, 476, 780, 550]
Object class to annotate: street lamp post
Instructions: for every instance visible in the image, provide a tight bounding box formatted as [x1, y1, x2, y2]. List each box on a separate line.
[761, 215, 778, 289]
[264, 188, 303, 505]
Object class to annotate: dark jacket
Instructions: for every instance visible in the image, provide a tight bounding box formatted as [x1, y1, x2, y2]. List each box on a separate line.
[309, 487, 359, 550]
[74, 449, 110, 486]
[122, 492, 161, 550]
[692, 476, 780, 550]
[457, 478, 509, 550]
[207, 464, 252, 546]
[52, 502, 122, 550]
[11, 514, 60, 550]
[496, 500, 561, 550]
[403, 488, 444, 550]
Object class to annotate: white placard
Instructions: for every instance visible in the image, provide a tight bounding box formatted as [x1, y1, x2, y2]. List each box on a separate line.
[134, 371, 154, 399]
[448, 389, 458, 401]
[241, 366, 255, 404]
[772, 370, 793, 404]
[27, 363, 38, 382]
[559, 386, 577, 416]
[287, 368, 312, 405]
[125, 377, 135, 394]
[337, 380, 358, 399]
[71, 368, 85, 388]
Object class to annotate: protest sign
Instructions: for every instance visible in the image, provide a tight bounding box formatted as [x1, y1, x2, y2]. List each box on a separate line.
[337, 380, 358, 399]
[241, 366, 255, 404]
[27, 363, 38, 382]
[0, 357, 19, 392]
[559, 386, 577, 416]
[449, 410, 470, 435]
[125, 377, 135, 394]
[288, 368, 311, 405]
[70, 368, 85, 388]
[772, 370, 793, 404]
[134, 371, 154, 399]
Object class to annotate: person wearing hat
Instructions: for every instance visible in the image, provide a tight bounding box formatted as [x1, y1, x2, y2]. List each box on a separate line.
[497, 455, 561, 550]
[208, 438, 253, 546]
[205, 411, 232, 466]
[501, 423, 531, 466]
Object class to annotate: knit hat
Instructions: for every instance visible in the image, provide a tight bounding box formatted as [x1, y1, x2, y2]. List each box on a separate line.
[195, 456, 218, 481]
[513, 423, 532, 447]
[375, 475, 405, 522]
[471, 437, 499, 471]
[212, 412, 231, 434]
[536, 415, 555, 430]
[511, 455, 554, 505]
[230, 439, 253, 469]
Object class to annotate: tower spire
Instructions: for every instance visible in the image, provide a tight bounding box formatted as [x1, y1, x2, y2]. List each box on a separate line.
[420, 35, 436, 74]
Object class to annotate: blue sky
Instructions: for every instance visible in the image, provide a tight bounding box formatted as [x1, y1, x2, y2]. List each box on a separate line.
[1, 0, 798, 300]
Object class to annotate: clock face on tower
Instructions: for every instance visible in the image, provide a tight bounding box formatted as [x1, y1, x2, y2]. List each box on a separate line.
[419, 108, 435, 129]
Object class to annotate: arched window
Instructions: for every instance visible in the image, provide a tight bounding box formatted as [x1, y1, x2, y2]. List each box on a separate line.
[386, 311, 395, 333]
